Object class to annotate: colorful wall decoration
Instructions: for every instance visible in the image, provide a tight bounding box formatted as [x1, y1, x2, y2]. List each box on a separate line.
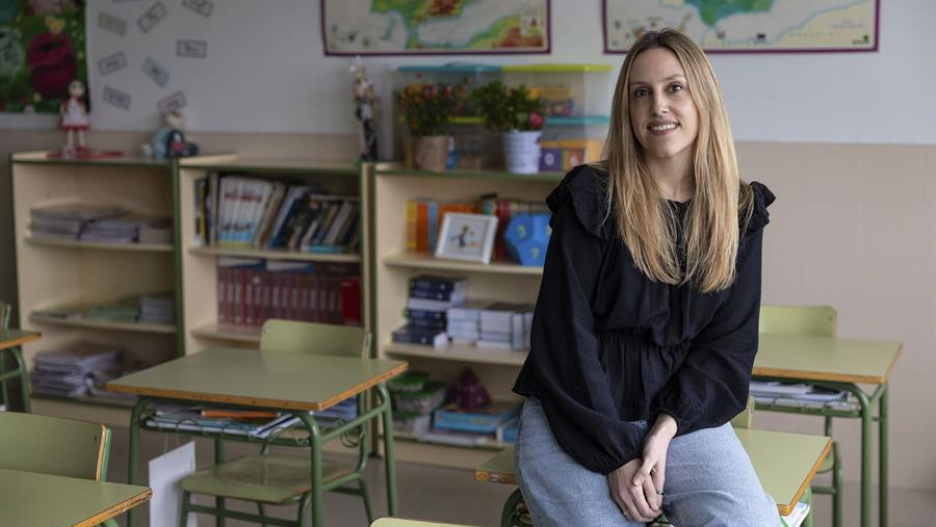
[0, 0, 87, 113]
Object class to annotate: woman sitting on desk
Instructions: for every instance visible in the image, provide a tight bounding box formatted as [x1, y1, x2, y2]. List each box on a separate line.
[512, 29, 777, 526]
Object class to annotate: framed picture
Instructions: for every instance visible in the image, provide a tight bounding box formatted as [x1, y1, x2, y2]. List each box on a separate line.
[435, 213, 499, 265]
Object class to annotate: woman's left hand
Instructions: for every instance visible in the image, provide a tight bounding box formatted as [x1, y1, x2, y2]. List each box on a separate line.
[634, 414, 679, 498]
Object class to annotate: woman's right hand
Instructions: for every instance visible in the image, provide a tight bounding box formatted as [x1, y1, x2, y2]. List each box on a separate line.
[607, 458, 662, 523]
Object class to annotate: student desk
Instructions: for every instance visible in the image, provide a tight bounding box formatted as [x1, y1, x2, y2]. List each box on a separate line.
[753, 334, 902, 527]
[107, 347, 408, 527]
[0, 329, 40, 413]
[476, 429, 831, 526]
[0, 467, 151, 526]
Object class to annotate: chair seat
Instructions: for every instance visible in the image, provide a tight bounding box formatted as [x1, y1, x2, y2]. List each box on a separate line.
[182, 454, 351, 504]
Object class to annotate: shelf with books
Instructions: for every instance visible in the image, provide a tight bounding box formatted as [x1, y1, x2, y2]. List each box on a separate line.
[370, 166, 552, 466]
[25, 237, 174, 252]
[383, 252, 542, 276]
[178, 155, 370, 355]
[385, 342, 527, 366]
[188, 246, 361, 263]
[10, 151, 183, 417]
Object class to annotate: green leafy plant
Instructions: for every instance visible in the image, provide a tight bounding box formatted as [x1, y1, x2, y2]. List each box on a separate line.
[398, 82, 456, 137]
[471, 81, 545, 133]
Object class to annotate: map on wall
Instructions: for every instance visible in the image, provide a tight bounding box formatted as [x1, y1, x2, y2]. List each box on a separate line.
[603, 0, 879, 53]
[0, 0, 88, 113]
[322, 0, 550, 55]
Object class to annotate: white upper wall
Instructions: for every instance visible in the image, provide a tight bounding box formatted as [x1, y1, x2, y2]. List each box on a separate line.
[1, 0, 933, 144]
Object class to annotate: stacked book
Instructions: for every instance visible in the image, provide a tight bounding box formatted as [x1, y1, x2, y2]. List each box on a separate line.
[30, 342, 122, 398]
[89, 296, 140, 323]
[138, 217, 174, 244]
[446, 301, 488, 345]
[30, 203, 123, 240]
[422, 401, 522, 446]
[80, 213, 172, 244]
[477, 302, 534, 351]
[139, 292, 176, 325]
[392, 275, 467, 349]
[749, 381, 851, 410]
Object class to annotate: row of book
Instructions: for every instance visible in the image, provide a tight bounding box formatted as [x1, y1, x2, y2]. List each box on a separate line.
[217, 258, 361, 327]
[144, 397, 358, 439]
[32, 292, 177, 326]
[406, 197, 548, 261]
[30, 342, 142, 401]
[193, 174, 360, 254]
[391, 275, 467, 349]
[749, 380, 853, 410]
[30, 203, 172, 244]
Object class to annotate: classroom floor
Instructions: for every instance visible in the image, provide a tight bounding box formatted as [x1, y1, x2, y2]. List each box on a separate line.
[112, 429, 936, 527]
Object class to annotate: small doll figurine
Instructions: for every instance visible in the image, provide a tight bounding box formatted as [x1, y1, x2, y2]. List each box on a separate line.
[60, 79, 89, 156]
[141, 110, 198, 159]
[350, 56, 379, 162]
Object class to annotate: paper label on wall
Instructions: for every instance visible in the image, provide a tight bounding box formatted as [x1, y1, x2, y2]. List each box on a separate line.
[138, 1, 168, 33]
[158, 91, 187, 113]
[102, 85, 132, 110]
[142, 57, 171, 87]
[98, 12, 127, 36]
[98, 52, 128, 76]
[177, 39, 207, 58]
[149, 441, 197, 527]
[182, 0, 213, 18]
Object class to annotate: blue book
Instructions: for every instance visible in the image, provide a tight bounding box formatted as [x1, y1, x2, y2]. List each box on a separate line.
[392, 324, 448, 349]
[427, 201, 438, 252]
[409, 274, 466, 293]
[409, 287, 461, 301]
[433, 402, 521, 434]
[403, 308, 447, 322]
[408, 318, 448, 331]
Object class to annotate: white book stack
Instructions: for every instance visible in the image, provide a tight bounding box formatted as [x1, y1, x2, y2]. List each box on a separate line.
[749, 381, 851, 410]
[31, 342, 123, 398]
[477, 302, 534, 351]
[446, 301, 490, 345]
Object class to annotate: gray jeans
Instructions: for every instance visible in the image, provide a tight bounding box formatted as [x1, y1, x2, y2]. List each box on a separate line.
[515, 397, 780, 527]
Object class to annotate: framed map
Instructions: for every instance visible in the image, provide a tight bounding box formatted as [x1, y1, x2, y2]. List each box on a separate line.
[0, 0, 88, 113]
[322, 0, 550, 55]
[603, 0, 879, 53]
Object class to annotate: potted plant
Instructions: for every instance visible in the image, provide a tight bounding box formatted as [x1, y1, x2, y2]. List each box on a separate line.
[398, 82, 456, 172]
[471, 81, 545, 173]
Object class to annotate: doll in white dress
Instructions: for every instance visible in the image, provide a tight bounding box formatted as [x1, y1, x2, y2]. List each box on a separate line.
[60, 79, 89, 156]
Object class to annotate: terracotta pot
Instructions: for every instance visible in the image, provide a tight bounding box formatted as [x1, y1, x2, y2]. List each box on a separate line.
[413, 135, 449, 172]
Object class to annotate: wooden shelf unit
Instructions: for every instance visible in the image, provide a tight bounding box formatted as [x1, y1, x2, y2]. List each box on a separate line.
[10, 151, 182, 418]
[177, 155, 372, 354]
[369, 166, 559, 466]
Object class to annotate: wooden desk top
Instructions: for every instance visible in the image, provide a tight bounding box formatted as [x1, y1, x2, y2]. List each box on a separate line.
[753, 334, 902, 385]
[0, 468, 151, 527]
[0, 329, 40, 351]
[106, 348, 408, 411]
[475, 429, 831, 516]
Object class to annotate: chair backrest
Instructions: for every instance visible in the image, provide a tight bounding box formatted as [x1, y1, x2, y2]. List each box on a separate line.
[259, 319, 371, 357]
[0, 412, 112, 481]
[372, 519, 479, 527]
[759, 305, 837, 337]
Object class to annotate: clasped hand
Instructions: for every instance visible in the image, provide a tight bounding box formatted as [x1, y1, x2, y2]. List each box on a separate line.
[607, 414, 677, 523]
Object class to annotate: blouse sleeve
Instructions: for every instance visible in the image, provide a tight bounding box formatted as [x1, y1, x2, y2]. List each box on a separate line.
[520, 167, 645, 474]
[653, 182, 775, 435]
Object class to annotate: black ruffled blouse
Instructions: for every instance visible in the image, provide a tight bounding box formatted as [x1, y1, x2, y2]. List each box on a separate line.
[513, 165, 775, 475]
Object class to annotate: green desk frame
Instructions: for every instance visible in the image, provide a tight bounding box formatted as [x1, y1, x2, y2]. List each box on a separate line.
[0, 330, 39, 413]
[107, 348, 408, 527]
[754, 334, 902, 527]
[0, 467, 151, 526]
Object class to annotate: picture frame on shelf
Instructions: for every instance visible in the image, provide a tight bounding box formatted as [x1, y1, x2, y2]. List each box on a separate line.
[435, 213, 498, 265]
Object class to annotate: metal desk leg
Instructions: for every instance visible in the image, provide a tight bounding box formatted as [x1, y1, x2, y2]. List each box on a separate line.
[127, 397, 149, 527]
[378, 384, 398, 517]
[880, 383, 889, 527]
[214, 437, 226, 527]
[298, 413, 324, 527]
[854, 388, 872, 527]
[10, 347, 31, 413]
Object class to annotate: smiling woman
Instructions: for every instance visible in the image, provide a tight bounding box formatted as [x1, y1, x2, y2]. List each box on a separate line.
[511, 28, 778, 527]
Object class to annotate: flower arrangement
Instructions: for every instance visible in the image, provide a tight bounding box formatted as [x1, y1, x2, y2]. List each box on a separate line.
[471, 81, 545, 133]
[398, 82, 456, 137]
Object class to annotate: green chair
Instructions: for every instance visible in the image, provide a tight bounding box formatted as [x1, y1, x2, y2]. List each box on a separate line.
[0, 300, 32, 413]
[179, 319, 374, 527]
[759, 304, 841, 527]
[0, 412, 117, 527]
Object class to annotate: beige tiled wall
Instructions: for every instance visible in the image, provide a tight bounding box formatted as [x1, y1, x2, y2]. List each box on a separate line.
[1, 132, 934, 491]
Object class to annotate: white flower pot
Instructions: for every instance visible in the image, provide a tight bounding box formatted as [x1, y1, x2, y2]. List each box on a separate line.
[503, 130, 542, 174]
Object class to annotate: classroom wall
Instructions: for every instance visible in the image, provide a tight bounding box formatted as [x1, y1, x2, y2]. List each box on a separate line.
[1, 0, 934, 495]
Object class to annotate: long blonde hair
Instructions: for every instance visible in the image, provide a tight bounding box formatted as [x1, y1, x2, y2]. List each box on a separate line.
[600, 29, 753, 293]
